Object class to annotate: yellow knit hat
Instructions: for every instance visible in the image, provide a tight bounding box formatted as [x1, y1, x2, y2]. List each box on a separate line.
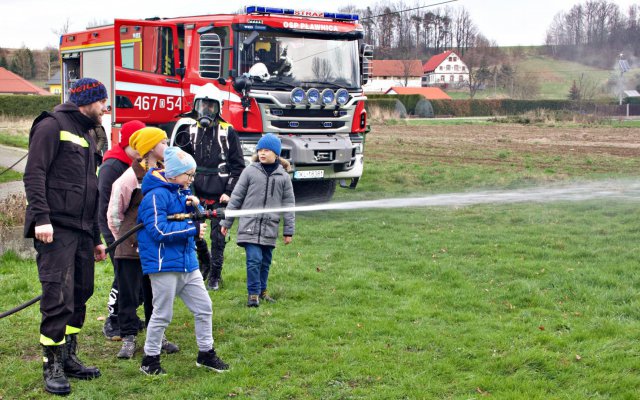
[129, 127, 167, 156]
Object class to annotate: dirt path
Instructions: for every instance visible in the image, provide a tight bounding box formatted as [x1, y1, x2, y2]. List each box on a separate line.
[0, 144, 27, 201]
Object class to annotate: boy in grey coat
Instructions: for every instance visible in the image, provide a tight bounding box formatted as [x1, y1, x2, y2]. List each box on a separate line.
[220, 133, 295, 307]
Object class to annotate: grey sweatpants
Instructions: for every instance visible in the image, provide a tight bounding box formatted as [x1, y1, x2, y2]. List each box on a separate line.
[144, 270, 213, 356]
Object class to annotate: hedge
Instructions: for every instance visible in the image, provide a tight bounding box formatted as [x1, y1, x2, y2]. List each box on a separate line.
[0, 95, 61, 118]
[427, 99, 616, 117]
[366, 98, 407, 118]
[367, 94, 423, 115]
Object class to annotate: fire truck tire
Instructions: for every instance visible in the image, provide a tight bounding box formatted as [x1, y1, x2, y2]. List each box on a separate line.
[293, 180, 336, 205]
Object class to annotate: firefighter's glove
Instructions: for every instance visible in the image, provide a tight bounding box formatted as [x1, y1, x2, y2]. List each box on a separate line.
[35, 224, 54, 243]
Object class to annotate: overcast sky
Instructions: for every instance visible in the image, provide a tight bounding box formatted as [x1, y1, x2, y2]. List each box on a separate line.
[1, 0, 638, 49]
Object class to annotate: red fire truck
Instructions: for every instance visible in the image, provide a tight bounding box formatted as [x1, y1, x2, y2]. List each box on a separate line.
[59, 5, 373, 202]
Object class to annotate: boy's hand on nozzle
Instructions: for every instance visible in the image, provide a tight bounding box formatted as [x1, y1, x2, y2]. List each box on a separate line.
[220, 226, 228, 236]
[186, 195, 200, 207]
[283, 236, 292, 245]
[199, 222, 207, 239]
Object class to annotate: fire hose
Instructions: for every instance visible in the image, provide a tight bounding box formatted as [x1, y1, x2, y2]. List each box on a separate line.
[0, 208, 224, 320]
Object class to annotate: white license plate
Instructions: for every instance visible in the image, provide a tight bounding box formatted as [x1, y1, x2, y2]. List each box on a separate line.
[294, 170, 324, 179]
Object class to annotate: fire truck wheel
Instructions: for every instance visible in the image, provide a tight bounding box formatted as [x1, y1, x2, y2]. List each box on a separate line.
[293, 180, 336, 205]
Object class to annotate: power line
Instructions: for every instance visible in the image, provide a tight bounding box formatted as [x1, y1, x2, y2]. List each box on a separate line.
[361, 0, 459, 21]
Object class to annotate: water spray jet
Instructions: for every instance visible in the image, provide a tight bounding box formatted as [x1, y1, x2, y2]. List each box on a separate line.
[223, 179, 640, 218]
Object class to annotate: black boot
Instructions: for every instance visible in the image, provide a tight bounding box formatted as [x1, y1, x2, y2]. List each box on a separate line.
[62, 334, 101, 380]
[42, 345, 71, 396]
[207, 266, 222, 291]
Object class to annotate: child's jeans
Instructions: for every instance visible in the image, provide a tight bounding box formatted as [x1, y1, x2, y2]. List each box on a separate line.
[144, 270, 213, 356]
[245, 244, 274, 295]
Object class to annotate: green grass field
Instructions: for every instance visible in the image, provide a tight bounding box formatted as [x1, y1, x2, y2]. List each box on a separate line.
[1, 121, 640, 398]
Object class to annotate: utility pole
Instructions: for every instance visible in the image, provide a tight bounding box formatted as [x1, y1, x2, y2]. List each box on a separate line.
[618, 53, 630, 106]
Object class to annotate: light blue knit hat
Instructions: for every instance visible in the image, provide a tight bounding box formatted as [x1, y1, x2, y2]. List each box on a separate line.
[164, 147, 197, 178]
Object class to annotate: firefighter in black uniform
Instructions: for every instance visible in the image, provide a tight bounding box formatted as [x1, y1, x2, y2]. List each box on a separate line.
[177, 83, 245, 290]
[23, 78, 108, 396]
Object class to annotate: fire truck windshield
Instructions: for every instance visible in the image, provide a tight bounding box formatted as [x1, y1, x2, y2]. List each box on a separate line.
[238, 32, 359, 90]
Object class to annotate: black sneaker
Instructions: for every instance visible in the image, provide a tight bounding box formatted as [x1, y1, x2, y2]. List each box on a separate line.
[247, 294, 259, 307]
[196, 349, 229, 372]
[140, 354, 166, 375]
[102, 317, 121, 341]
[207, 278, 222, 291]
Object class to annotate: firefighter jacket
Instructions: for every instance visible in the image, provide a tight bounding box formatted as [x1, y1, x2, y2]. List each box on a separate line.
[23, 102, 101, 245]
[180, 121, 245, 199]
[136, 168, 200, 275]
[107, 159, 147, 259]
[221, 157, 295, 248]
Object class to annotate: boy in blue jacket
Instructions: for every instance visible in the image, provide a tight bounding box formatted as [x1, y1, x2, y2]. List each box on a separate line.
[136, 147, 228, 375]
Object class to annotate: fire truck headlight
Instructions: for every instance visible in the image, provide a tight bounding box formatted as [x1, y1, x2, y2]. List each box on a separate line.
[321, 89, 335, 105]
[290, 88, 306, 105]
[336, 89, 349, 106]
[306, 88, 320, 105]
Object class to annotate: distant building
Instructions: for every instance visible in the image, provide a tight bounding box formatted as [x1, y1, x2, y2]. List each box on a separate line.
[385, 86, 451, 100]
[364, 59, 423, 93]
[422, 50, 469, 87]
[0, 67, 50, 95]
[45, 71, 62, 95]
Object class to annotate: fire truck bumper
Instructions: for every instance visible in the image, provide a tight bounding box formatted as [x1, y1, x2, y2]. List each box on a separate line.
[279, 135, 363, 180]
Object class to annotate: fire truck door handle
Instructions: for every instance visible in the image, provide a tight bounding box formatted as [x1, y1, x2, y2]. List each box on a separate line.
[166, 78, 180, 84]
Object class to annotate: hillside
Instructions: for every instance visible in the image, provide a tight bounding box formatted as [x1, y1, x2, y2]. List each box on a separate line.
[449, 53, 639, 101]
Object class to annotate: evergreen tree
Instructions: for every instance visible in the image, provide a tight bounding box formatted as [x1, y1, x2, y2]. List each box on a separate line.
[568, 80, 581, 101]
[10, 47, 36, 79]
[0, 47, 7, 69]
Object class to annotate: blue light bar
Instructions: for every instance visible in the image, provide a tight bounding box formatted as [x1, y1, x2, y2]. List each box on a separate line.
[245, 5, 358, 21]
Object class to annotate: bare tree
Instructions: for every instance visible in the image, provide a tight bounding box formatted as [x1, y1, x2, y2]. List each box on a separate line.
[52, 17, 71, 37]
[87, 19, 110, 29]
[312, 57, 333, 81]
[400, 59, 416, 86]
[513, 71, 541, 99]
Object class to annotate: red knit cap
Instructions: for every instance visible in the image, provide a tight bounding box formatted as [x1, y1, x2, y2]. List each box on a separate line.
[119, 120, 146, 149]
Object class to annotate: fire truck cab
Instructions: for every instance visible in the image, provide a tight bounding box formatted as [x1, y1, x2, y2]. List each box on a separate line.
[60, 6, 373, 202]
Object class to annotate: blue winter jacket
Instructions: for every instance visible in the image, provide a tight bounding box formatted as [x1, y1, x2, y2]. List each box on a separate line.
[137, 168, 199, 275]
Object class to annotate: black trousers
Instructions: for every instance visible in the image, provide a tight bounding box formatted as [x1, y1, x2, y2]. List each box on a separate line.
[204, 200, 227, 281]
[36, 227, 94, 344]
[115, 258, 152, 336]
[105, 240, 119, 321]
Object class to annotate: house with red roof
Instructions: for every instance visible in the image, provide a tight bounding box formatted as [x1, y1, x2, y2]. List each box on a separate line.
[385, 86, 451, 100]
[422, 50, 469, 87]
[0, 67, 50, 95]
[364, 59, 424, 93]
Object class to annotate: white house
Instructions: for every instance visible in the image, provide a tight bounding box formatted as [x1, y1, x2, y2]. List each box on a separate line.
[422, 50, 469, 87]
[363, 60, 423, 93]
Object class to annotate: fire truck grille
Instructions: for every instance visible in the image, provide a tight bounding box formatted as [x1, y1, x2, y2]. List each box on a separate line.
[271, 121, 346, 130]
[275, 108, 345, 118]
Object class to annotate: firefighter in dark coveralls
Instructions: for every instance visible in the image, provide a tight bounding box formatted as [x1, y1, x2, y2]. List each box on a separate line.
[23, 78, 108, 396]
[176, 83, 245, 290]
